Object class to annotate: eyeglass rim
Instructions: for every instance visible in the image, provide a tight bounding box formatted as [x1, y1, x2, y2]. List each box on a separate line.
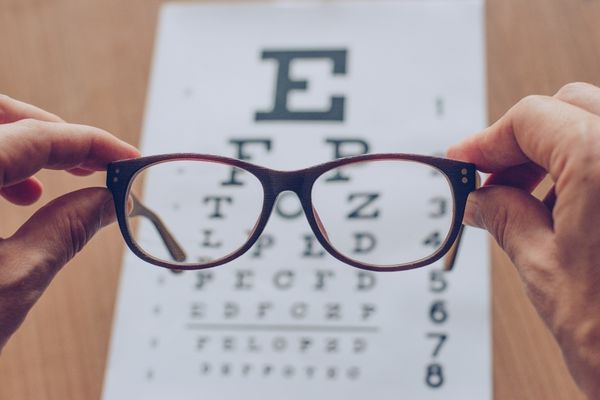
[107, 152, 476, 272]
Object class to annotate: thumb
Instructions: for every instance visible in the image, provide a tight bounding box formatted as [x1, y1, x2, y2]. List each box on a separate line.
[0, 187, 115, 348]
[465, 185, 554, 265]
[9, 187, 116, 275]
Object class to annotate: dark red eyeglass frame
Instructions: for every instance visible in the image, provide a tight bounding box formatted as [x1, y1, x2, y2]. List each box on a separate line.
[106, 153, 478, 273]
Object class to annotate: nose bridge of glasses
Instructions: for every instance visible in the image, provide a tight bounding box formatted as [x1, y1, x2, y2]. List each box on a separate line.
[268, 170, 331, 240]
[269, 169, 308, 195]
[269, 170, 316, 220]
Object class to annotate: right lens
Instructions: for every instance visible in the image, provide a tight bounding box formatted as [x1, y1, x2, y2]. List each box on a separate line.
[125, 159, 264, 266]
[311, 159, 455, 268]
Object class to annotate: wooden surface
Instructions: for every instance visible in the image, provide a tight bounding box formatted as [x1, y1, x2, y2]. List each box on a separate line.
[0, 0, 598, 399]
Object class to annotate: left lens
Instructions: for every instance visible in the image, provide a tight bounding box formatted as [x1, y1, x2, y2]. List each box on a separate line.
[311, 158, 455, 268]
[125, 159, 264, 267]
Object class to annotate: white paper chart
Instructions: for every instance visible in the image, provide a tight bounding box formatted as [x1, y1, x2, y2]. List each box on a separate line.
[103, 2, 490, 399]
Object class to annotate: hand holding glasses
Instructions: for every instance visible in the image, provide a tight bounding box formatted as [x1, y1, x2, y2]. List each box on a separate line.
[107, 154, 479, 272]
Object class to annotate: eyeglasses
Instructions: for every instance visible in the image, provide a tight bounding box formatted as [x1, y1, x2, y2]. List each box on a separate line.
[107, 153, 478, 272]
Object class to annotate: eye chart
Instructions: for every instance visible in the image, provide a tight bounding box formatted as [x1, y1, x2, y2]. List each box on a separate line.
[102, 2, 490, 399]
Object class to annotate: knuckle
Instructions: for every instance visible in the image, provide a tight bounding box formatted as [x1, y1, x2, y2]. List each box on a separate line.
[0, 119, 51, 187]
[514, 94, 550, 115]
[0, 94, 12, 108]
[0, 94, 12, 123]
[511, 95, 553, 128]
[559, 118, 600, 173]
[555, 81, 595, 102]
[53, 209, 98, 264]
[66, 218, 93, 257]
[516, 94, 550, 111]
[551, 116, 600, 195]
[13, 117, 46, 130]
[82, 124, 111, 142]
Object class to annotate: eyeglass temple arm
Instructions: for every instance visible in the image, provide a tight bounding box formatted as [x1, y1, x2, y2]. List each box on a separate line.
[129, 194, 187, 262]
[443, 225, 464, 271]
[443, 171, 481, 272]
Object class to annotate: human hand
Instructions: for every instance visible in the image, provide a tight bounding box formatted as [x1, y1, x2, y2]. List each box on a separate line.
[0, 95, 139, 352]
[448, 82, 600, 399]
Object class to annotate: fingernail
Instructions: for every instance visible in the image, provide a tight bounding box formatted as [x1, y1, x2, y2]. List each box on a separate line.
[463, 192, 484, 228]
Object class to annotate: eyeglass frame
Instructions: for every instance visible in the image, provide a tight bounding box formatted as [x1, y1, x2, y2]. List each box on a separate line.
[107, 153, 478, 273]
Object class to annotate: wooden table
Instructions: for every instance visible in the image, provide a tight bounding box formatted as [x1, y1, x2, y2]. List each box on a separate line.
[0, 0, 598, 398]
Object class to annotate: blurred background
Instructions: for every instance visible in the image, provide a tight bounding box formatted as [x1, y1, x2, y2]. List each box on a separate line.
[0, 0, 598, 399]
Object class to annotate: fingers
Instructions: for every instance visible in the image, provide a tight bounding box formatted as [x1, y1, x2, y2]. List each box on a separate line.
[0, 94, 63, 124]
[484, 162, 547, 192]
[447, 92, 600, 182]
[0, 177, 44, 205]
[67, 167, 95, 177]
[554, 82, 600, 116]
[8, 187, 116, 272]
[0, 94, 138, 206]
[463, 185, 554, 267]
[0, 119, 139, 188]
[543, 186, 557, 211]
[0, 94, 61, 206]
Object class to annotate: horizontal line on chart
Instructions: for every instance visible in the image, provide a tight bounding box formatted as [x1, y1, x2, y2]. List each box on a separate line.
[185, 323, 380, 333]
